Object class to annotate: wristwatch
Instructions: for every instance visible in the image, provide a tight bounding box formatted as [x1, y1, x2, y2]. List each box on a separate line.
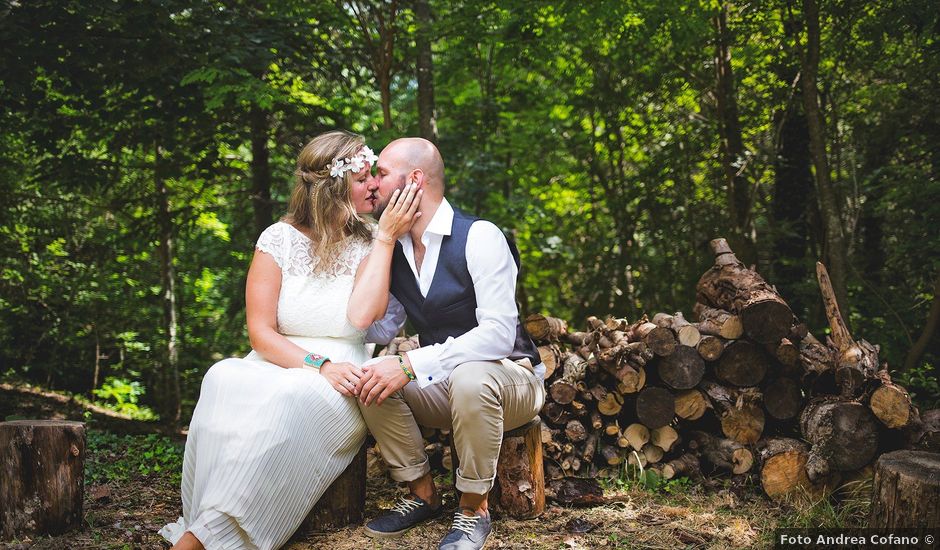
[303, 353, 330, 369]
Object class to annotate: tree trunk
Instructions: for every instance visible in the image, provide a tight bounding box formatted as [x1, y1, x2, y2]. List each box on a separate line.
[249, 105, 273, 240]
[801, 0, 849, 314]
[413, 0, 437, 142]
[0, 420, 86, 539]
[870, 450, 940, 528]
[155, 146, 181, 426]
[903, 273, 940, 372]
[712, 2, 755, 264]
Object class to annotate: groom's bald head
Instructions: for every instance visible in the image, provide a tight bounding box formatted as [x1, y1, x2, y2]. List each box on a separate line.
[381, 138, 444, 193]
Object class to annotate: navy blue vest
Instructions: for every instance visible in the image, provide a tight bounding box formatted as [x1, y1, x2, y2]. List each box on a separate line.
[389, 207, 540, 368]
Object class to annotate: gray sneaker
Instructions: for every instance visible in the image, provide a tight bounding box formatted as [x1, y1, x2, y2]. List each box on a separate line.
[364, 495, 442, 538]
[438, 510, 492, 550]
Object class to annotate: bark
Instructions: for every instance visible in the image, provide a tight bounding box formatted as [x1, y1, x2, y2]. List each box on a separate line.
[302, 444, 366, 531]
[696, 239, 794, 343]
[800, 396, 879, 481]
[658, 345, 706, 390]
[663, 453, 701, 480]
[491, 418, 545, 519]
[0, 420, 86, 539]
[870, 450, 940, 529]
[713, 2, 755, 263]
[688, 430, 754, 475]
[155, 146, 181, 426]
[525, 313, 568, 342]
[350, 0, 399, 129]
[413, 0, 438, 143]
[801, 0, 850, 313]
[693, 303, 744, 339]
[700, 380, 764, 444]
[903, 273, 940, 372]
[249, 105, 273, 240]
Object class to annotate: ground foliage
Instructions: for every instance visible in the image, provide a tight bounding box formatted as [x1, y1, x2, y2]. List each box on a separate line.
[1, 1, 937, 419]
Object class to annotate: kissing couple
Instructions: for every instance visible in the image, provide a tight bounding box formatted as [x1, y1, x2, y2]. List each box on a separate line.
[159, 130, 546, 550]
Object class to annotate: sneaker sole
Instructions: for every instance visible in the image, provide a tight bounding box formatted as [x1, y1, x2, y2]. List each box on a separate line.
[363, 525, 413, 539]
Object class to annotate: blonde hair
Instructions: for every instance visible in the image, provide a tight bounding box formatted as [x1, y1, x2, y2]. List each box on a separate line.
[283, 130, 373, 271]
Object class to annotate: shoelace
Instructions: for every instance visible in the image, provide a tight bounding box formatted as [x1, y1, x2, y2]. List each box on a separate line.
[391, 496, 423, 516]
[451, 512, 479, 536]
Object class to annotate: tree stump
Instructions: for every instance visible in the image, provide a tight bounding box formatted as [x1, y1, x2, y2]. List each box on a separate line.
[0, 420, 86, 540]
[870, 450, 940, 529]
[297, 443, 366, 533]
[451, 417, 545, 519]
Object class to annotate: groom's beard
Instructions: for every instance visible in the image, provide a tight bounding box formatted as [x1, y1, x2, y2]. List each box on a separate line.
[372, 176, 408, 217]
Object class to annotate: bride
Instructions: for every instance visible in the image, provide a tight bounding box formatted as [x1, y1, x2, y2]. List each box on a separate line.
[159, 130, 419, 550]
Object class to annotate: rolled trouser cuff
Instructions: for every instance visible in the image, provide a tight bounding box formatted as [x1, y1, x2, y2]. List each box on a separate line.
[388, 457, 431, 483]
[455, 468, 496, 495]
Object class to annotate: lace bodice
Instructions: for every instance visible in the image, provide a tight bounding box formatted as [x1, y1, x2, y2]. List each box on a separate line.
[255, 222, 373, 340]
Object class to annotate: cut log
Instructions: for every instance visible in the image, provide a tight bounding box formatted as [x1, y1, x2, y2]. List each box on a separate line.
[662, 453, 701, 480]
[525, 313, 568, 342]
[565, 420, 587, 443]
[908, 409, 940, 452]
[492, 418, 546, 519]
[674, 389, 708, 421]
[581, 432, 599, 462]
[688, 430, 753, 474]
[658, 345, 706, 390]
[623, 423, 651, 451]
[696, 238, 793, 344]
[627, 449, 648, 468]
[546, 477, 605, 507]
[537, 344, 562, 379]
[869, 381, 916, 429]
[634, 322, 678, 356]
[635, 386, 675, 429]
[542, 401, 570, 426]
[650, 425, 679, 453]
[616, 367, 646, 394]
[696, 335, 728, 362]
[601, 444, 623, 465]
[304, 443, 366, 530]
[692, 303, 745, 339]
[756, 437, 834, 502]
[700, 380, 764, 444]
[766, 338, 800, 369]
[596, 391, 624, 416]
[800, 397, 879, 482]
[0, 420, 86, 539]
[716, 340, 770, 387]
[763, 377, 803, 421]
[816, 262, 880, 397]
[870, 450, 940, 529]
[641, 443, 664, 463]
[548, 353, 586, 405]
[653, 312, 702, 347]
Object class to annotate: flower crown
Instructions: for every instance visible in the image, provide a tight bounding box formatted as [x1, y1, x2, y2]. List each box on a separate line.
[329, 146, 378, 178]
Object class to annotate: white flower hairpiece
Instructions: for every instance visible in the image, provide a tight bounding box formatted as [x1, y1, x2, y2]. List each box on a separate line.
[329, 146, 378, 178]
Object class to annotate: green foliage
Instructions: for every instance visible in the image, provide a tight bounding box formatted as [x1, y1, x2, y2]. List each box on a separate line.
[896, 364, 940, 409]
[0, 0, 936, 419]
[92, 377, 157, 420]
[84, 431, 184, 487]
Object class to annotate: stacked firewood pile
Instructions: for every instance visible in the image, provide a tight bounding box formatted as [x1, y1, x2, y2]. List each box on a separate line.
[528, 238, 938, 501]
[376, 238, 939, 502]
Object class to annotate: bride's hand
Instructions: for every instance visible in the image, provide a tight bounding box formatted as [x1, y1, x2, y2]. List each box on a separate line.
[319, 361, 365, 397]
[377, 183, 422, 242]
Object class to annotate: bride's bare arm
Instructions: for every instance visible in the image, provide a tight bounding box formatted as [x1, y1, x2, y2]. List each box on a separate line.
[347, 183, 422, 329]
[246, 250, 365, 396]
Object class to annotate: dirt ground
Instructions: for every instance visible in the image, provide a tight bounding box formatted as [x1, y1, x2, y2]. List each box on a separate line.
[0, 383, 806, 549]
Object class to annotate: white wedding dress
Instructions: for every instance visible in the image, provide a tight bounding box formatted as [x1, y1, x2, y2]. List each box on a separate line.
[160, 222, 376, 550]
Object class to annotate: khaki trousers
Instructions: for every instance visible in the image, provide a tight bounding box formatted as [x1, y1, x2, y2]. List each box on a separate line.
[359, 359, 545, 495]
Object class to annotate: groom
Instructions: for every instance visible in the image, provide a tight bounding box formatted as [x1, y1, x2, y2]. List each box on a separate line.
[355, 137, 545, 550]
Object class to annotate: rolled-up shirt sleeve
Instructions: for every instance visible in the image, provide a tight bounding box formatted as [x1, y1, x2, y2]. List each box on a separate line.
[365, 294, 406, 345]
[405, 221, 519, 387]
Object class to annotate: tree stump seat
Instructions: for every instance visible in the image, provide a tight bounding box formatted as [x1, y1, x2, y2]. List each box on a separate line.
[295, 443, 367, 536]
[0, 420, 86, 541]
[870, 450, 940, 529]
[449, 416, 546, 519]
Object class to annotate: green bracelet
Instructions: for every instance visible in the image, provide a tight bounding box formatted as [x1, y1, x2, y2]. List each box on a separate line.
[398, 355, 416, 381]
[303, 353, 329, 370]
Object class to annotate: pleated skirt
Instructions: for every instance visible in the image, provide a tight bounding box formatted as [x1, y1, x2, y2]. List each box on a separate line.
[159, 336, 369, 550]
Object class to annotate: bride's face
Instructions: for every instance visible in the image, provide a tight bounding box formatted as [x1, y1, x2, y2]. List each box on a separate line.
[349, 163, 375, 214]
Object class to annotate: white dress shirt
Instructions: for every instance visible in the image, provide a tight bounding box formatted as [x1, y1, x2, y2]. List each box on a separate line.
[376, 199, 544, 387]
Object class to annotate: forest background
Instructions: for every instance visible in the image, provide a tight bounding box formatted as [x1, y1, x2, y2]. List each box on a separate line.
[1, 0, 937, 426]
